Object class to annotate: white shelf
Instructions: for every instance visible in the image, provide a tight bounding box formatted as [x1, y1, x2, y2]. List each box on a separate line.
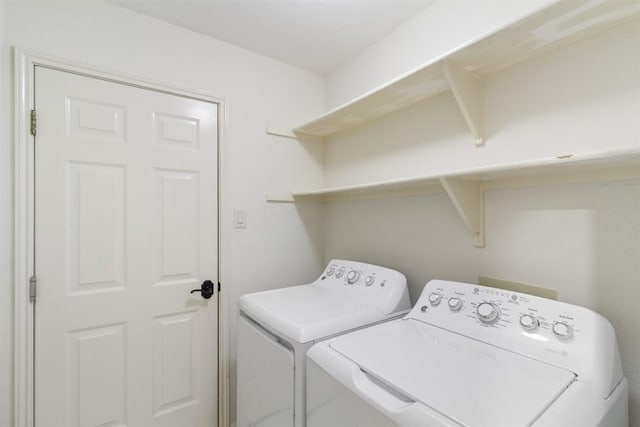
[267, 149, 640, 247]
[292, 1, 640, 143]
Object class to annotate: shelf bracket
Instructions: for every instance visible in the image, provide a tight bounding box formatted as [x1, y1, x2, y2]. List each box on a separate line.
[266, 193, 296, 203]
[266, 127, 298, 139]
[442, 61, 484, 146]
[439, 177, 484, 247]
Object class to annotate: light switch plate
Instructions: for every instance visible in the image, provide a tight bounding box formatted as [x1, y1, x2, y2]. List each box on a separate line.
[233, 209, 247, 229]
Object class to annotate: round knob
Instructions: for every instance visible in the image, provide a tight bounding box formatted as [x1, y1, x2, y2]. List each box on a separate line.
[364, 275, 375, 286]
[335, 269, 345, 278]
[552, 322, 573, 340]
[428, 293, 442, 306]
[420, 305, 428, 313]
[519, 314, 539, 331]
[476, 302, 500, 324]
[326, 267, 335, 276]
[448, 297, 463, 312]
[346, 270, 360, 284]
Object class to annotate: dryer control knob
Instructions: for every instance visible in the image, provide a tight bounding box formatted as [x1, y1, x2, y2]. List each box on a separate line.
[346, 270, 360, 284]
[428, 293, 442, 306]
[476, 302, 500, 324]
[364, 275, 375, 286]
[552, 322, 573, 340]
[326, 267, 335, 276]
[520, 314, 539, 331]
[448, 297, 463, 312]
[335, 269, 345, 279]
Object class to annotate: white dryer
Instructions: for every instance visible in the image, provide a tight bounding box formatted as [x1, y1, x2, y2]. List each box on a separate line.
[236, 260, 410, 427]
[307, 280, 628, 427]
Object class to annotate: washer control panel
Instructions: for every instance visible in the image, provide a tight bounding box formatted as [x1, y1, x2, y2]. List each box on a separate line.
[318, 260, 410, 316]
[406, 279, 619, 379]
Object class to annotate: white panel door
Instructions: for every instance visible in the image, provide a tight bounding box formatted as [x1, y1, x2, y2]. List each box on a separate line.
[33, 66, 219, 427]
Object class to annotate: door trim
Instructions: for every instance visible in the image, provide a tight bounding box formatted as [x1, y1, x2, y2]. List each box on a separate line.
[13, 48, 232, 427]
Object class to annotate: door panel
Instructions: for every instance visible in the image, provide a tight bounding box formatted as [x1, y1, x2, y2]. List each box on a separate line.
[154, 169, 199, 285]
[153, 311, 198, 415]
[34, 66, 218, 427]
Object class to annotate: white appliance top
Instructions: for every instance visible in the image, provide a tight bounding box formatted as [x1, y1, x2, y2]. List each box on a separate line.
[239, 260, 410, 343]
[330, 319, 576, 426]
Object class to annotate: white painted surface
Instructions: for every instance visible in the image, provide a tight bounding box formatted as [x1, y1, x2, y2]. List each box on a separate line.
[0, 2, 10, 426]
[0, 2, 325, 426]
[34, 67, 219, 426]
[325, 0, 557, 109]
[111, 0, 435, 74]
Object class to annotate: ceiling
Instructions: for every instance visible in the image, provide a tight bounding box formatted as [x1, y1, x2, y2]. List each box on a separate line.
[111, 0, 435, 74]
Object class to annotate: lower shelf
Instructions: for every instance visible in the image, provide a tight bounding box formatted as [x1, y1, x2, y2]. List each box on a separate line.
[266, 147, 640, 247]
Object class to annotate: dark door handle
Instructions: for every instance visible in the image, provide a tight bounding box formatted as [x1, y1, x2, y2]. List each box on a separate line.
[190, 280, 214, 299]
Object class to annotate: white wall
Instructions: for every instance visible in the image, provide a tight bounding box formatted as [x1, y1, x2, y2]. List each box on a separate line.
[0, 2, 325, 426]
[322, 11, 640, 427]
[0, 1, 11, 426]
[325, 0, 556, 109]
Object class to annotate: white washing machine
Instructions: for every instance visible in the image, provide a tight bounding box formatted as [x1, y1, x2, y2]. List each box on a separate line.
[236, 259, 411, 427]
[307, 279, 628, 427]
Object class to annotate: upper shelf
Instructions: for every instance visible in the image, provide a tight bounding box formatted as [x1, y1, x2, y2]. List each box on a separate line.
[292, 0, 640, 142]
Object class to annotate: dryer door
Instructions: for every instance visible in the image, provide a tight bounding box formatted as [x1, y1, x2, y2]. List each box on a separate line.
[237, 315, 294, 427]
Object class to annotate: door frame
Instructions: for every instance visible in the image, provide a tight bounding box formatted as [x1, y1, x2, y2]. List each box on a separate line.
[13, 48, 232, 427]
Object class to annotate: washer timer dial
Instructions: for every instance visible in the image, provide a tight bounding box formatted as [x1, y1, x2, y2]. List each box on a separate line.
[346, 270, 360, 284]
[476, 302, 500, 324]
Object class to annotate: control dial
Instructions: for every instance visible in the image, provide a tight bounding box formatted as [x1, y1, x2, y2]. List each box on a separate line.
[364, 275, 375, 286]
[335, 269, 345, 279]
[346, 270, 361, 284]
[476, 302, 500, 324]
[519, 314, 539, 331]
[448, 297, 463, 312]
[552, 322, 573, 340]
[326, 267, 335, 276]
[428, 293, 442, 306]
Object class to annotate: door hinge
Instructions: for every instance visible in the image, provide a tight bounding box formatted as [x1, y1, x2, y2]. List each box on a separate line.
[29, 275, 37, 303]
[30, 109, 37, 136]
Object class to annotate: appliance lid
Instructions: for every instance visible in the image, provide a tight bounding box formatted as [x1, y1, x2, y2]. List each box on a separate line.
[239, 284, 392, 343]
[329, 319, 576, 427]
